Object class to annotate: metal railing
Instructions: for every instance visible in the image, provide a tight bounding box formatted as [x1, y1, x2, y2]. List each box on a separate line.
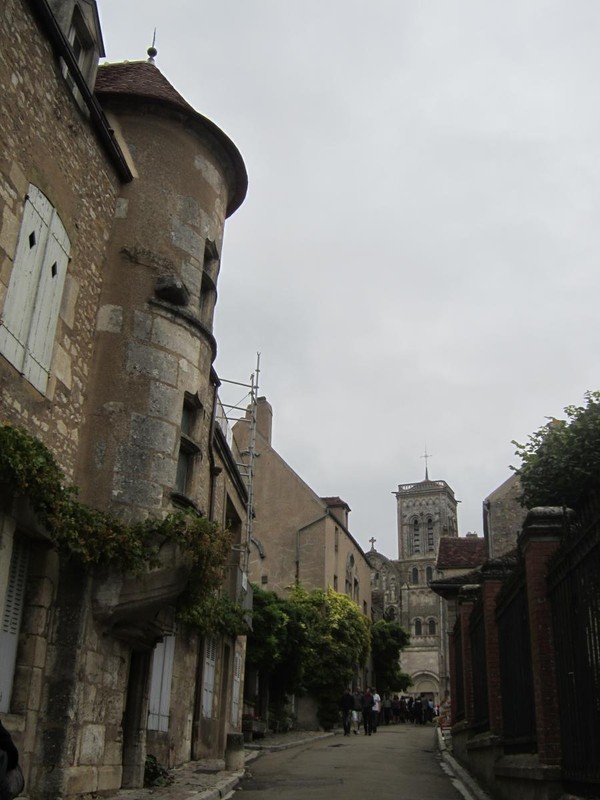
[496, 570, 537, 752]
[547, 499, 600, 785]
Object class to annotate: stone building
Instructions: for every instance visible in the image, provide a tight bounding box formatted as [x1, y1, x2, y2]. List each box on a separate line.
[232, 397, 372, 723]
[0, 0, 248, 796]
[367, 474, 479, 702]
[482, 473, 528, 559]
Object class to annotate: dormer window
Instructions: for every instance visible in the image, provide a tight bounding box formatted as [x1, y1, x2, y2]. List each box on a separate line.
[48, 0, 105, 102]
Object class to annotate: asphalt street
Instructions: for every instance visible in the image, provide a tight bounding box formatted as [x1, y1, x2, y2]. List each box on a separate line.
[235, 724, 468, 800]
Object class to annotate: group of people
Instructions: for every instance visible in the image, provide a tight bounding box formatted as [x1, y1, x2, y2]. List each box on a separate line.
[340, 687, 381, 736]
[340, 689, 438, 734]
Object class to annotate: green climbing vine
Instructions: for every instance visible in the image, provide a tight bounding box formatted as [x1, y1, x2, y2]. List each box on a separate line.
[0, 424, 231, 597]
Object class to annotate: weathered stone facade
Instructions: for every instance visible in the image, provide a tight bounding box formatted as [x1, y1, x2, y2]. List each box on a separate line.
[0, 2, 248, 797]
[233, 397, 372, 723]
[483, 473, 528, 558]
[367, 477, 462, 702]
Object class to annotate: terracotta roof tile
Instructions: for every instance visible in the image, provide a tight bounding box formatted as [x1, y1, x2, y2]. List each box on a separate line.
[437, 536, 487, 570]
[95, 61, 194, 113]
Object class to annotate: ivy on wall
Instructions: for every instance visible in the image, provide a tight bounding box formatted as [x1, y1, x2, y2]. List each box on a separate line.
[0, 424, 232, 607]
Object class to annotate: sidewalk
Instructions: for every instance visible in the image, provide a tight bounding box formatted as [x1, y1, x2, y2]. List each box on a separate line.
[109, 731, 333, 800]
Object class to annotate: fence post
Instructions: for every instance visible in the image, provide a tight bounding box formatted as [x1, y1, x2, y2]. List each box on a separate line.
[456, 586, 478, 726]
[480, 561, 513, 737]
[519, 507, 566, 766]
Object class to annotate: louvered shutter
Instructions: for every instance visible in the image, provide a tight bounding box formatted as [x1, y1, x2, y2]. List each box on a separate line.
[201, 638, 217, 719]
[147, 635, 175, 732]
[0, 537, 29, 712]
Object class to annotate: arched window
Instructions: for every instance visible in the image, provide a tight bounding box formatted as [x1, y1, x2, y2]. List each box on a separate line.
[414, 619, 422, 636]
[427, 517, 434, 551]
[411, 567, 419, 585]
[412, 519, 421, 554]
[426, 566, 433, 583]
[428, 619, 436, 635]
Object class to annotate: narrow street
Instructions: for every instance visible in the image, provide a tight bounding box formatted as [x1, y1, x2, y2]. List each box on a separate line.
[236, 725, 469, 800]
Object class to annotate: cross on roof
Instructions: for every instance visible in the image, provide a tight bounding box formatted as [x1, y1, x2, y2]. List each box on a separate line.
[369, 537, 376, 551]
[421, 447, 433, 480]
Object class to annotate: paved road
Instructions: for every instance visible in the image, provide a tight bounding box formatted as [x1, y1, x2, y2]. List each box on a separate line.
[237, 724, 467, 800]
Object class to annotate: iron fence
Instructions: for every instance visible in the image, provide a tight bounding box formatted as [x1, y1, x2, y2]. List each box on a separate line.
[547, 499, 600, 786]
[453, 617, 465, 722]
[470, 599, 489, 732]
[496, 570, 536, 752]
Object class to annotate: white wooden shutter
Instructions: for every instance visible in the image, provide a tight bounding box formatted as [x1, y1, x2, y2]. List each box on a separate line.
[0, 187, 50, 369]
[0, 537, 29, 712]
[23, 209, 70, 393]
[231, 652, 242, 727]
[0, 185, 70, 394]
[147, 634, 175, 732]
[201, 638, 217, 719]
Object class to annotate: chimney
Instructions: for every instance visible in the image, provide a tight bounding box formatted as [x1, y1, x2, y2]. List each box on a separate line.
[255, 396, 273, 445]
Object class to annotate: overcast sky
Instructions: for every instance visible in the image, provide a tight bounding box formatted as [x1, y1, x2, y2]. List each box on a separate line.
[97, 1, 600, 558]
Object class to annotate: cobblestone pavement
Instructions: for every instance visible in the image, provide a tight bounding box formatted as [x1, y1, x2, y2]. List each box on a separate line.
[109, 731, 333, 800]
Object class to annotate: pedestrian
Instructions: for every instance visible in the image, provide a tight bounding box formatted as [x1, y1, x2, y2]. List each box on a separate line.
[352, 687, 363, 734]
[383, 694, 392, 725]
[371, 687, 381, 732]
[362, 687, 375, 735]
[0, 719, 24, 800]
[391, 694, 401, 724]
[340, 689, 354, 736]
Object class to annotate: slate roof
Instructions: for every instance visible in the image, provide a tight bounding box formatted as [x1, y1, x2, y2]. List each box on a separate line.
[437, 536, 487, 570]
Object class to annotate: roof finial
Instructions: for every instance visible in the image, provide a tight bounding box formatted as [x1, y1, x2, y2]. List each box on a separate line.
[421, 447, 432, 480]
[147, 29, 158, 64]
[369, 537, 376, 551]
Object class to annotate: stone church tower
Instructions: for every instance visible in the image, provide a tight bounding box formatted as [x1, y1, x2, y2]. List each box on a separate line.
[394, 474, 458, 700]
[368, 471, 459, 702]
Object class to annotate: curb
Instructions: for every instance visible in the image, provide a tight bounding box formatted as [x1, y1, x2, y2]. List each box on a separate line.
[436, 728, 493, 800]
[198, 771, 244, 800]
[245, 732, 334, 753]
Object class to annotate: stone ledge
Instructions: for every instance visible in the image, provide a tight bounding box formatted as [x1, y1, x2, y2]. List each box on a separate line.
[495, 754, 561, 782]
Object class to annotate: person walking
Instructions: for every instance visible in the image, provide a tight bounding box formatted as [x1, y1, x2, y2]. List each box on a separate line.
[371, 687, 381, 732]
[340, 689, 354, 736]
[362, 687, 375, 735]
[351, 687, 363, 734]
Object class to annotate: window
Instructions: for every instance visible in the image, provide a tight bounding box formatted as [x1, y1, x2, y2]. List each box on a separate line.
[427, 518, 434, 551]
[428, 619, 436, 635]
[0, 537, 29, 712]
[426, 566, 433, 583]
[147, 635, 175, 732]
[333, 575, 338, 591]
[411, 567, 419, 585]
[0, 186, 70, 393]
[175, 395, 201, 498]
[412, 519, 421, 554]
[201, 637, 217, 718]
[199, 240, 219, 327]
[414, 619, 422, 636]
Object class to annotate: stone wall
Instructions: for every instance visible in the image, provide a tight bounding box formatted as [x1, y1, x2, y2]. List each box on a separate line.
[0, 0, 120, 479]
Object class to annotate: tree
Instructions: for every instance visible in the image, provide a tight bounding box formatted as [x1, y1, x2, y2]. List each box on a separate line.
[371, 619, 411, 695]
[245, 585, 371, 730]
[512, 390, 600, 510]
